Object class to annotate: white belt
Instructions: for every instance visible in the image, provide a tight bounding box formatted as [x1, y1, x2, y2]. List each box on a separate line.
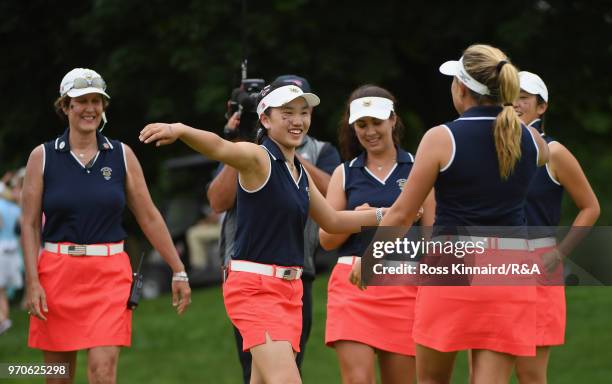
[337, 256, 360, 265]
[230, 260, 303, 280]
[434, 236, 557, 251]
[528, 237, 557, 249]
[44, 242, 124, 257]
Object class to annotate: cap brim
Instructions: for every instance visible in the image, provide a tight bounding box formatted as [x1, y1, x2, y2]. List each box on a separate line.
[66, 88, 111, 99]
[439, 60, 460, 76]
[268, 93, 320, 109]
[301, 93, 320, 108]
[348, 109, 392, 124]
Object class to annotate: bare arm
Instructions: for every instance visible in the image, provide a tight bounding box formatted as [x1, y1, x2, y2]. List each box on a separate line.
[349, 127, 448, 289]
[21, 146, 47, 320]
[381, 126, 448, 227]
[549, 142, 600, 257]
[207, 165, 238, 214]
[140, 123, 270, 191]
[124, 144, 191, 314]
[318, 165, 351, 250]
[308, 172, 380, 234]
[298, 154, 332, 195]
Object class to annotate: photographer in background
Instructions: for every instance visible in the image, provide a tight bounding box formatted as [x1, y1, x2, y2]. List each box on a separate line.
[207, 74, 341, 383]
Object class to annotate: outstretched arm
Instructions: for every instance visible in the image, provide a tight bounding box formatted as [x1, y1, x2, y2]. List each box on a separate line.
[140, 123, 267, 174]
[318, 165, 351, 250]
[308, 172, 381, 234]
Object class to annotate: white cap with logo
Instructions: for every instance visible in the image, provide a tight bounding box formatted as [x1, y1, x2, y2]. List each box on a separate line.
[59, 68, 110, 99]
[519, 71, 548, 102]
[256, 85, 320, 118]
[348, 97, 394, 124]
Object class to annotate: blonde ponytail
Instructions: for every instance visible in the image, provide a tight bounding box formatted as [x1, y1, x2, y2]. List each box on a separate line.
[462, 44, 522, 179]
[494, 63, 522, 179]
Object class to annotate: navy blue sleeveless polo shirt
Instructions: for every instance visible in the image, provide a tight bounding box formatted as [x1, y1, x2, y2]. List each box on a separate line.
[42, 129, 127, 244]
[434, 106, 539, 227]
[525, 119, 564, 227]
[233, 137, 310, 267]
[339, 147, 414, 256]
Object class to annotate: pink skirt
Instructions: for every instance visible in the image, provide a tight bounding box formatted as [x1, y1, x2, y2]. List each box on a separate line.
[534, 246, 566, 346]
[325, 262, 417, 356]
[28, 249, 132, 351]
[413, 249, 537, 357]
[223, 270, 303, 352]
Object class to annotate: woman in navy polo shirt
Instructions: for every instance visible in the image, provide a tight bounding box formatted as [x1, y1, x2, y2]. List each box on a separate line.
[351, 45, 550, 383]
[21, 68, 191, 384]
[514, 71, 599, 384]
[140, 82, 386, 384]
[320, 84, 435, 383]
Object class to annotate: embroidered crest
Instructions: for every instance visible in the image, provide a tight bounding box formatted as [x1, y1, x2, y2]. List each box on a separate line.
[362, 99, 372, 107]
[396, 178, 407, 191]
[289, 86, 300, 93]
[101, 167, 112, 180]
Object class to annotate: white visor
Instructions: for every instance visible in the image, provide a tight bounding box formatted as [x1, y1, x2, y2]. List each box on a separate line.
[439, 56, 490, 96]
[348, 97, 394, 124]
[256, 85, 320, 117]
[519, 71, 548, 102]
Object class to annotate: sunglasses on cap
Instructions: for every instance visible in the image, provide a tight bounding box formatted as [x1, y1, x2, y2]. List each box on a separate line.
[61, 77, 108, 97]
[71, 76, 107, 90]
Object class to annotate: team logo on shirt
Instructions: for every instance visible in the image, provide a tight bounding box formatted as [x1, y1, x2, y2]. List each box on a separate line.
[101, 167, 112, 180]
[305, 186, 311, 200]
[396, 178, 406, 191]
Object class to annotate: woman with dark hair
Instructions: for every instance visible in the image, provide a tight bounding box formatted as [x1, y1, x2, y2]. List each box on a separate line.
[140, 82, 386, 384]
[514, 71, 599, 384]
[22, 68, 191, 384]
[350, 44, 550, 383]
[320, 84, 434, 384]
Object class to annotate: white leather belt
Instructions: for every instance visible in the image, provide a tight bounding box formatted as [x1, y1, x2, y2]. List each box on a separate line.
[44, 242, 124, 257]
[337, 256, 360, 265]
[528, 237, 557, 249]
[434, 236, 551, 251]
[230, 260, 303, 280]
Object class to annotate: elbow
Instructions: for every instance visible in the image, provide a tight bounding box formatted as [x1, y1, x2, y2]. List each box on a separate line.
[209, 197, 232, 214]
[318, 230, 335, 251]
[590, 202, 601, 223]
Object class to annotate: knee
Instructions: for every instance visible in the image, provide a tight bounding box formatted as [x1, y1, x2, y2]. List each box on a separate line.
[88, 359, 117, 384]
[515, 367, 545, 384]
[343, 369, 374, 384]
[266, 376, 301, 384]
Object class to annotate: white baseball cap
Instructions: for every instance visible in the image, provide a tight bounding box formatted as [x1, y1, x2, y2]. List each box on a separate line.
[519, 71, 548, 102]
[439, 56, 490, 96]
[59, 68, 110, 99]
[256, 84, 320, 117]
[348, 97, 394, 124]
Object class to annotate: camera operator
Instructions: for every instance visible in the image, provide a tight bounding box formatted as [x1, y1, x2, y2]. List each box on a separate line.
[207, 74, 341, 383]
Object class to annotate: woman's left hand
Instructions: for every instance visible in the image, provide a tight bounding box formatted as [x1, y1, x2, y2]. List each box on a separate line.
[171, 281, 192, 315]
[140, 123, 182, 146]
[348, 259, 367, 290]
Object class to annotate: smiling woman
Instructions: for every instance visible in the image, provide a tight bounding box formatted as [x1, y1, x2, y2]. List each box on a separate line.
[139, 80, 389, 384]
[20, 68, 191, 384]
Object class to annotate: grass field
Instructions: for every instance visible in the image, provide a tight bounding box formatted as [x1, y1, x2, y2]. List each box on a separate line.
[1, 276, 611, 383]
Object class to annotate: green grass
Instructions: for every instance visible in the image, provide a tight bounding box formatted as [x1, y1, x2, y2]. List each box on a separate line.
[1, 277, 611, 383]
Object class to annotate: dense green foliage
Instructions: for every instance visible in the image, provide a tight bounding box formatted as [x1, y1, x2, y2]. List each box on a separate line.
[1, 0, 611, 222]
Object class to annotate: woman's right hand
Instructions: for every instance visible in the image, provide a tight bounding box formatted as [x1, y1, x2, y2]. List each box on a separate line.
[139, 123, 182, 147]
[26, 281, 48, 321]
